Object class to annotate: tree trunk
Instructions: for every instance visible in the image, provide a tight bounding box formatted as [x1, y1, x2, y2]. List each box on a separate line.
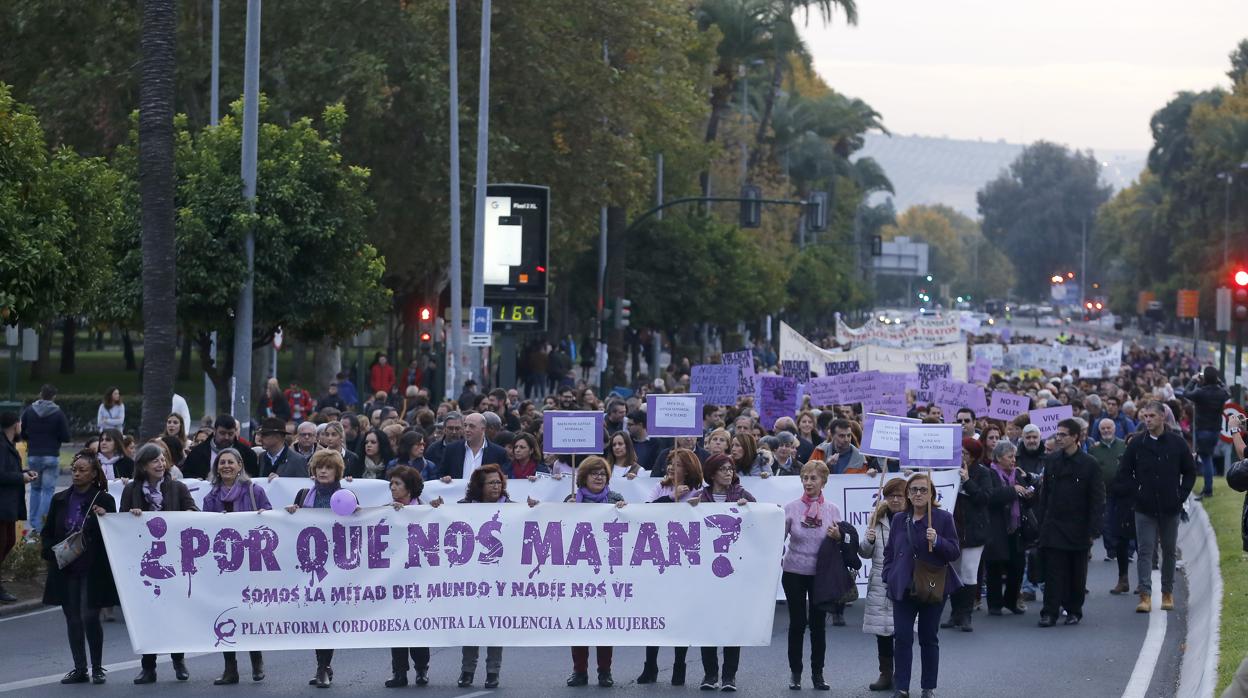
[698, 65, 737, 198]
[29, 322, 53, 382]
[312, 338, 341, 398]
[605, 205, 628, 387]
[292, 339, 307, 385]
[121, 330, 137, 370]
[138, 0, 178, 439]
[177, 333, 192, 380]
[748, 60, 785, 173]
[59, 316, 77, 374]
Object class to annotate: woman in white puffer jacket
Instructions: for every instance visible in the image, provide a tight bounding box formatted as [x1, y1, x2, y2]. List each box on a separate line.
[858, 477, 907, 693]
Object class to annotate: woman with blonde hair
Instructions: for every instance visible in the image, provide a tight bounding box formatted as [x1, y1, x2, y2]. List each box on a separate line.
[781, 460, 841, 690]
[704, 428, 732, 457]
[858, 477, 908, 692]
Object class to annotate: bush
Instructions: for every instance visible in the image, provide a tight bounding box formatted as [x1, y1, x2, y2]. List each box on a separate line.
[1, 534, 44, 581]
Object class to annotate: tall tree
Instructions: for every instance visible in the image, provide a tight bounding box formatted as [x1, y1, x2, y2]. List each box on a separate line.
[139, 0, 177, 438]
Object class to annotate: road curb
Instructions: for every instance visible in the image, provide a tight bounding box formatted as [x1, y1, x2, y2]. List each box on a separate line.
[0, 598, 42, 618]
[1178, 499, 1221, 698]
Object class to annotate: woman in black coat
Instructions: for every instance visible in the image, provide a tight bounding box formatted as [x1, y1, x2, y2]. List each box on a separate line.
[943, 438, 998, 632]
[120, 443, 197, 684]
[42, 449, 119, 684]
[983, 441, 1037, 615]
[0, 413, 37, 603]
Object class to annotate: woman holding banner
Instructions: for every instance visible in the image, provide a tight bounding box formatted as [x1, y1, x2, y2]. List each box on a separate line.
[690, 453, 756, 691]
[284, 450, 350, 688]
[562, 457, 627, 687]
[42, 450, 117, 685]
[883, 472, 961, 698]
[121, 443, 197, 684]
[637, 449, 704, 686]
[781, 460, 841, 691]
[858, 477, 908, 693]
[385, 465, 434, 687]
[203, 448, 272, 684]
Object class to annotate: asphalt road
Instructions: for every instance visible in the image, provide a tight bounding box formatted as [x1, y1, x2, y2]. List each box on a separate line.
[0, 553, 1185, 697]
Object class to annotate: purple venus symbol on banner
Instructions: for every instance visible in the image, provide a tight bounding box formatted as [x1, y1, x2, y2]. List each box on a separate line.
[139, 517, 175, 596]
[703, 514, 742, 578]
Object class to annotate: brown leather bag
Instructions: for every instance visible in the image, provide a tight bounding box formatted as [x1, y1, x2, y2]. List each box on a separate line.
[907, 514, 947, 605]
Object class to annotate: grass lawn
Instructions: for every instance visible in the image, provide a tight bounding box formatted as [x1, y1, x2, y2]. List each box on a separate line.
[1205, 478, 1248, 694]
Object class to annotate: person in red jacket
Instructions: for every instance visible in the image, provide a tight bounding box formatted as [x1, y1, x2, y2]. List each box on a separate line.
[284, 382, 315, 422]
[370, 353, 396, 396]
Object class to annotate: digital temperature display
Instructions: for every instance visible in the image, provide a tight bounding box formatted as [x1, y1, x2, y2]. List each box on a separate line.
[493, 302, 543, 324]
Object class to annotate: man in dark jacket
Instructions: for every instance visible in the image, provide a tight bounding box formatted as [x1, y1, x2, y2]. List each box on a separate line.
[182, 415, 260, 480]
[1036, 418, 1105, 627]
[1184, 366, 1230, 499]
[257, 417, 308, 478]
[437, 413, 510, 480]
[1015, 424, 1046, 475]
[1228, 455, 1248, 553]
[1117, 401, 1196, 613]
[425, 412, 464, 470]
[21, 384, 71, 533]
[1, 412, 37, 602]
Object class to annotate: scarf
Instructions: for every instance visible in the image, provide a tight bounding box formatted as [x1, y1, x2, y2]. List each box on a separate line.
[213, 479, 250, 509]
[575, 487, 610, 504]
[143, 479, 164, 510]
[511, 459, 537, 479]
[302, 481, 341, 509]
[800, 492, 825, 527]
[363, 456, 385, 479]
[98, 453, 120, 480]
[990, 462, 1020, 532]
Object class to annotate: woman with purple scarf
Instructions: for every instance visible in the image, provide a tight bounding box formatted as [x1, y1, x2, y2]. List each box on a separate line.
[203, 448, 271, 684]
[781, 460, 841, 691]
[983, 440, 1036, 616]
[688, 453, 756, 691]
[284, 450, 352, 688]
[121, 443, 196, 684]
[562, 456, 626, 688]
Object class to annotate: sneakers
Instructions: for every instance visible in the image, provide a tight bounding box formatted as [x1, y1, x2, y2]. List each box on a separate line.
[1136, 592, 1152, 613]
[566, 672, 589, 687]
[61, 669, 89, 684]
[1161, 592, 1174, 611]
[91, 667, 107, 684]
[720, 675, 737, 692]
[597, 672, 614, 688]
[700, 674, 719, 690]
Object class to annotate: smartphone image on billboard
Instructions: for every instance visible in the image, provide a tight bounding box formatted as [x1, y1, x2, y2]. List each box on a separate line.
[483, 198, 523, 285]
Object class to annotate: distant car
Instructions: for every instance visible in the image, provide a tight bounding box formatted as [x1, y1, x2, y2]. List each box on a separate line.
[1038, 315, 1062, 327]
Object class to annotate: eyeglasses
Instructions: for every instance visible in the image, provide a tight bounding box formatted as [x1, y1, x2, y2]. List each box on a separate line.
[908, 487, 930, 494]
[958, 417, 973, 424]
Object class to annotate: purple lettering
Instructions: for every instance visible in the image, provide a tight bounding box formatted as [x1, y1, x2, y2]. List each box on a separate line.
[331, 523, 361, 570]
[603, 521, 628, 571]
[566, 522, 602, 572]
[475, 514, 503, 565]
[405, 523, 440, 568]
[367, 522, 390, 569]
[211, 528, 245, 573]
[666, 521, 700, 566]
[444, 521, 475, 567]
[296, 527, 329, 583]
[628, 522, 666, 570]
[521, 521, 564, 576]
[247, 526, 280, 572]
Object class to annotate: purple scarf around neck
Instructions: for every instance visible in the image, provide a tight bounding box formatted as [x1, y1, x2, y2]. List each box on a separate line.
[990, 462, 1020, 532]
[143, 479, 164, 510]
[302, 481, 341, 508]
[214, 479, 250, 508]
[575, 487, 610, 503]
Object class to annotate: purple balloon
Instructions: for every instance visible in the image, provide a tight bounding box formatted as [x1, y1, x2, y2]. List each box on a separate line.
[330, 489, 358, 516]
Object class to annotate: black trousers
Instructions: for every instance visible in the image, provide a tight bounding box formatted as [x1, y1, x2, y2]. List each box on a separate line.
[315, 649, 334, 669]
[780, 571, 827, 674]
[140, 652, 185, 671]
[222, 651, 263, 668]
[700, 647, 739, 679]
[985, 533, 1025, 611]
[391, 647, 430, 673]
[1041, 547, 1089, 619]
[63, 575, 103, 671]
[644, 646, 688, 667]
[876, 633, 894, 660]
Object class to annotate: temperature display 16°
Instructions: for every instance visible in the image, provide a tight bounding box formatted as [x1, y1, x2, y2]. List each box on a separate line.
[494, 303, 540, 324]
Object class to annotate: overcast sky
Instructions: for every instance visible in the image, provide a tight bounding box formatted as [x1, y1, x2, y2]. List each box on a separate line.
[800, 0, 1248, 152]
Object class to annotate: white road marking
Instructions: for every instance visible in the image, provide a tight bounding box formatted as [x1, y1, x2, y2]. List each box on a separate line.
[0, 652, 208, 693]
[0, 607, 55, 623]
[1121, 570, 1166, 698]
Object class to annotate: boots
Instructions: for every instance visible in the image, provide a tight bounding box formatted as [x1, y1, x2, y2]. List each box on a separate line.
[811, 671, 829, 691]
[385, 671, 408, 688]
[1161, 592, 1174, 611]
[172, 658, 189, 681]
[251, 654, 265, 682]
[637, 660, 659, 684]
[1135, 592, 1151, 613]
[214, 657, 240, 685]
[314, 665, 331, 688]
[869, 656, 894, 691]
[672, 662, 686, 686]
[1110, 576, 1130, 594]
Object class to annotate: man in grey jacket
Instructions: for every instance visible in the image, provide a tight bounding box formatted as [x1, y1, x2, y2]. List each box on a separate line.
[20, 384, 70, 534]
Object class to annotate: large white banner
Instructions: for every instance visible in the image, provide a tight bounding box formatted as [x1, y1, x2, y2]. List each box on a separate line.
[835, 314, 961, 347]
[779, 322, 967, 380]
[98, 503, 784, 653]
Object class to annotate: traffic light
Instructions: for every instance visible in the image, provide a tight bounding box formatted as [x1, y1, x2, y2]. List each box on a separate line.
[739, 185, 762, 228]
[1235, 269, 1248, 322]
[808, 191, 829, 232]
[418, 305, 434, 346]
[613, 297, 632, 329]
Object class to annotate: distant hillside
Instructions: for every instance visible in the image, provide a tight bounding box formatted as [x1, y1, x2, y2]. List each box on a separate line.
[855, 133, 1146, 218]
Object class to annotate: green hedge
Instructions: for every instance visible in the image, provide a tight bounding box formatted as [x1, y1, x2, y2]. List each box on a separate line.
[7, 395, 142, 436]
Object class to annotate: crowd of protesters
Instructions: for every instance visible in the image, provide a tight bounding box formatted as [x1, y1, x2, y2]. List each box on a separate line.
[0, 332, 1240, 697]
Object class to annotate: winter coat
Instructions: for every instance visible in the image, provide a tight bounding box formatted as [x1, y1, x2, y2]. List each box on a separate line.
[1037, 448, 1105, 550]
[41, 487, 120, 608]
[1227, 458, 1248, 552]
[1015, 443, 1046, 476]
[882, 507, 962, 602]
[259, 447, 308, 479]
[1116, 430, 1197, 518]
[954, 462, 997, 548]
[983, 467, 1035, 562]
[811, 521, 861, 610]
[96, 403, 125, 432]
[20, 400, 70, 457]
[858, 515, 895, 637]
[182, 440, 260, 480]
[0, 434, 27, 522]
[1089, 438, 1127, 488]
[1185, 379, 1230, 432]
[119, 477, 198, 512]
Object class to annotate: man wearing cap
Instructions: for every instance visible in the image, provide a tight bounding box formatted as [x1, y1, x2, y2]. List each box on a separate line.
[258, 417, 308, 479]
[183, 414, 260, 479]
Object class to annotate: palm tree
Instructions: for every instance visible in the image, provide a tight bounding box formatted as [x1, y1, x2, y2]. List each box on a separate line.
[750, 0, 858, 173]
[139, 0, 177, 439]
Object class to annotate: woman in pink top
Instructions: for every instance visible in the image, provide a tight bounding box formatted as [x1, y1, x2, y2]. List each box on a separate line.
[781, 460, 841, 691]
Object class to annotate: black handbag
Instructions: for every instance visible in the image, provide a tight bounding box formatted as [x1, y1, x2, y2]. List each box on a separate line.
[906, 514, 947, 605]
[1019, 508, 1040, 547]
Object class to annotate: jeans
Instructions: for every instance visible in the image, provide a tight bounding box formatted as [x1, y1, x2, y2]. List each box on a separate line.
[27, 456, 60, 533]
[461, 646, 502, 674]
[1041, 548, 1089, 619]
[892, 596, 943, 691]
[1195, 430, 1220, 496]
[1136, 512, 1180, 594]
[780, 571, 827, 674]
[63, 575, 103, 671]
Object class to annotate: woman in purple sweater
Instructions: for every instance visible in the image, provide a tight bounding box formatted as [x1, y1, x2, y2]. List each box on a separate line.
[782, 460, 841, 691]
[202, 448, 272, 685]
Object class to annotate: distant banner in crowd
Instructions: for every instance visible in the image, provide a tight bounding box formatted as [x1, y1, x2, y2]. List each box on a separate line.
[99, 503, 785, 653]
[835, 315, 961, 348]
[779, 322, 967, 382]
[998, 340, 1123, 375]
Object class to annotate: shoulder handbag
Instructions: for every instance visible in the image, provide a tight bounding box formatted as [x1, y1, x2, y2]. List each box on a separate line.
[52, 491, 102, 570]
[906, 513, 947, 605]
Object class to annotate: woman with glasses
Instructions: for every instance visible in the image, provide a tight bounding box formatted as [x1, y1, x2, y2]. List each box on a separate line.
[858, 477, 908, 693]
[882, 472, 961, 698]
[562, 456, 627, 687]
